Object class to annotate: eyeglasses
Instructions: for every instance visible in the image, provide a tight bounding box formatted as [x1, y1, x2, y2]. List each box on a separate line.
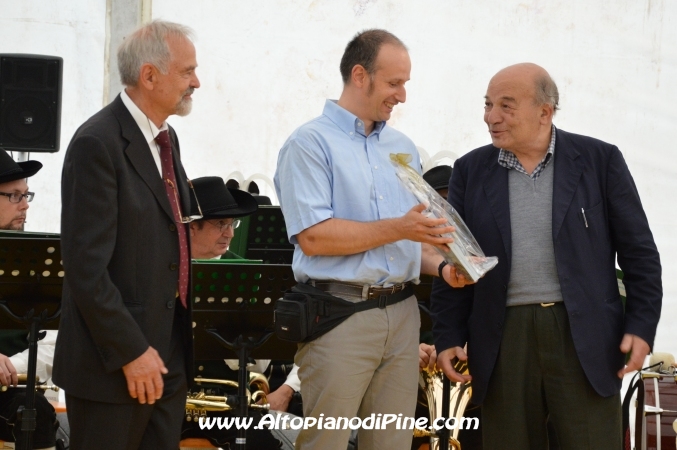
[164, 178, 203, 223]
[205, 219, 241, 233]
[0, 192, 34, 203]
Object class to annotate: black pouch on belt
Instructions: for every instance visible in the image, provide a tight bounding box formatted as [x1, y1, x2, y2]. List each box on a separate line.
[274, 282, 413, 343]
[274, 283, 357, 343]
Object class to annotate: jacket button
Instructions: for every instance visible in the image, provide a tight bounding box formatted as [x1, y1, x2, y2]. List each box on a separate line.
[169, 223, 176, 232]
[169, 262, 178, 270]
[502, 285, 507, 292]
[166, 299, 175, 309]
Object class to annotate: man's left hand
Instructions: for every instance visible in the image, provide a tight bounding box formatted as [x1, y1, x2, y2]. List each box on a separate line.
[618, 333, 650, 378]
[442, 264, 475, 288]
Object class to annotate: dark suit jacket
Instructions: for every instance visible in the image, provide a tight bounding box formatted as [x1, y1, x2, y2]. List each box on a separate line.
[430, 128, 662, 404]
[54, 95, 193, 403]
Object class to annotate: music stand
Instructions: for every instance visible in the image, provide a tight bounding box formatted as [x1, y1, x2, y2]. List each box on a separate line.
[0, 231, 62, 450]
[191, 261, 297, 450]
[244, 207, 294, 264]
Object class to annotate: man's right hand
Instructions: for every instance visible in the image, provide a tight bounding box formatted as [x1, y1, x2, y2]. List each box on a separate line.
[0, 354, 18, 387]
[400, 204, 455, 248]
[122, 346, 168, 404]
[437, 346, 472, 383]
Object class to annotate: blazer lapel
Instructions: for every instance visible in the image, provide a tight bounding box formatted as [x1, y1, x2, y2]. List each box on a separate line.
[483, 148, 512, 263]
[110, 97, 175, 222]
[552, 129, 584, 240]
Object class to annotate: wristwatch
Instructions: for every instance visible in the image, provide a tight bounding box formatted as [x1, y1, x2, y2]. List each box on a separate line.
[438, 260, 448, 279]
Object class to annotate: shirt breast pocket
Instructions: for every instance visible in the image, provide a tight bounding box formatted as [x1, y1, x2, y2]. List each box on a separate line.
[398, 186, 419, 214]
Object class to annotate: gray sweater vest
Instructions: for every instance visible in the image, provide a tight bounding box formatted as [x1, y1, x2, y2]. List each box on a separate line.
[506, 161, 564, 306]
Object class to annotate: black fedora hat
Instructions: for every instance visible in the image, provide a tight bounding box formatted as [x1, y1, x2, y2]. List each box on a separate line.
[190, 176, 258, 219]
[423, 165, 452, 191]
[0, 150, 42, 185]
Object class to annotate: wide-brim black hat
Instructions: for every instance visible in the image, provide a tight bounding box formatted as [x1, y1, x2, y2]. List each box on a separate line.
[0, 150, 42, 185]
[190, 176, 258, 219]
[423, 165, 453, 191]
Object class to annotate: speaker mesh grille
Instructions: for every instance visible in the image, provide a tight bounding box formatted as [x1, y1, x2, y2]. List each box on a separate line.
[0, 55, 62, 152]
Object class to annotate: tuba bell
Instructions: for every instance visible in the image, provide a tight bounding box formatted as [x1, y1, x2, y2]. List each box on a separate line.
[414, 358, 472, 450]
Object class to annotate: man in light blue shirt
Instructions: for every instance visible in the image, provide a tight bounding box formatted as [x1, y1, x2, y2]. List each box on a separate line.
[275, 29, 464, 450]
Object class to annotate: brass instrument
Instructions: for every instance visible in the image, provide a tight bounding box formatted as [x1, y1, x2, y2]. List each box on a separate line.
[186, 372, 270, 421]
[414, 359, 472, 450]
[0, 384, 59, 393]
[0, 374, 57, 392]
[17, 374, 38, 383]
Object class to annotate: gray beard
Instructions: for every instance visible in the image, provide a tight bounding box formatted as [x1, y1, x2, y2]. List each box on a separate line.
[175, 98, 192, 116]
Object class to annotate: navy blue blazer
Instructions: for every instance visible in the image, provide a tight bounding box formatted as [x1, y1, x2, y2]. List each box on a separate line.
[430, 128, 662, 404]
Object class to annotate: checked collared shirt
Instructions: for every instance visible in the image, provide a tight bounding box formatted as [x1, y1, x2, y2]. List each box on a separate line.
[497, 125, 557, 179]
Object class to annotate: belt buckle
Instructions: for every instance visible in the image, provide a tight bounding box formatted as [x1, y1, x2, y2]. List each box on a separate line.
[540, 302, 555, 307]
[378, 294, 388, 309]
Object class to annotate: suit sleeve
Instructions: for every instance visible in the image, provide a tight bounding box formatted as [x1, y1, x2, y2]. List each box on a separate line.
[606, 147, 662, 348]
[61, 134, 149, 372]
[430, 157, 475, 353]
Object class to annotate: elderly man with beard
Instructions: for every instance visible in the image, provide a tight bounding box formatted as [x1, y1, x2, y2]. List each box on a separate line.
[54, 20, 200, 449]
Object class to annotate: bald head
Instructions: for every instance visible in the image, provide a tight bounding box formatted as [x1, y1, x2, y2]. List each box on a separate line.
[483, 63, 557, 155]
[491, 63, 559, 113]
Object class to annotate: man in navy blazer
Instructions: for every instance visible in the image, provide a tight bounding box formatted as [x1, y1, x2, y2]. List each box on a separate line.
[431, 63, 661, 449]
[55, 20, 200, 449]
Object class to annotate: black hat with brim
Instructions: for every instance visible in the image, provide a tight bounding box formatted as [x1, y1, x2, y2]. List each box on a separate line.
[422, 165, 453, 191]
[190, 176, 258, 219]
[0, 150, 42, 185]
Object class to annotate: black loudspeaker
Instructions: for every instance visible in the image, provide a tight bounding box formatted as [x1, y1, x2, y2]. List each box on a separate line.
[0, 54, 63, 153]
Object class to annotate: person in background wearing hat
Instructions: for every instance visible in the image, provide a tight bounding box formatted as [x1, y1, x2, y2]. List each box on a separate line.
[188, 176, 300, 409]
[188, 176, 258, 260]
[183, 176, 299, 448]
[246, 181, 273, 206]
[422, 164, 452, 200]
[0, 150, 59, 449]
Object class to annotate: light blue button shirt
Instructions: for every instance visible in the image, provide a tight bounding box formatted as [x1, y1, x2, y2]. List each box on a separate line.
[274, 100, 421, 285]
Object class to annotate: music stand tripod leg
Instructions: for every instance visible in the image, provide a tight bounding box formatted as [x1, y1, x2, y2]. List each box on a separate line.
[18, 314, 46, 450]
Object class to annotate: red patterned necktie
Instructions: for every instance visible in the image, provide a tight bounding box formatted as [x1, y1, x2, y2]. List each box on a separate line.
[155, 130, 189, 308]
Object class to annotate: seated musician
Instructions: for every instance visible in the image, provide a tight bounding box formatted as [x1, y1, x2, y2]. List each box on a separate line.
[0, 150, 59, 449]
[183, 176, 299, 448]
[189, 175, 300, 407]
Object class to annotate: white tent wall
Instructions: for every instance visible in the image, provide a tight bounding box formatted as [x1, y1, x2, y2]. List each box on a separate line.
[0, 0, 107, 232]
[2, 0, 675, 356]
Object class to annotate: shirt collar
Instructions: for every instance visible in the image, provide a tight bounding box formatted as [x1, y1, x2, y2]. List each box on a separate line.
[322, 99, 385, 140]
[498, 124, 557, 166]
[120, 89, 168, 146]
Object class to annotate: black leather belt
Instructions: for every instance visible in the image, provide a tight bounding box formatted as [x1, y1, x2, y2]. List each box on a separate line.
[311, 281, 414, 309]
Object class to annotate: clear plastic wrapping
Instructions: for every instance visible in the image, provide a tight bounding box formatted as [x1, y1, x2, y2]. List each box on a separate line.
[390, 153, 498, 282]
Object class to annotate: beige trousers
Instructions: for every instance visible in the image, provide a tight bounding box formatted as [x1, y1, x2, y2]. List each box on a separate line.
[295, 295, 420, 450]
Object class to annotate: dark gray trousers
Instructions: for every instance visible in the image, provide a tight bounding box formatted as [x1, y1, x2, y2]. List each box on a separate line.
[482, 302, 622, 450]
